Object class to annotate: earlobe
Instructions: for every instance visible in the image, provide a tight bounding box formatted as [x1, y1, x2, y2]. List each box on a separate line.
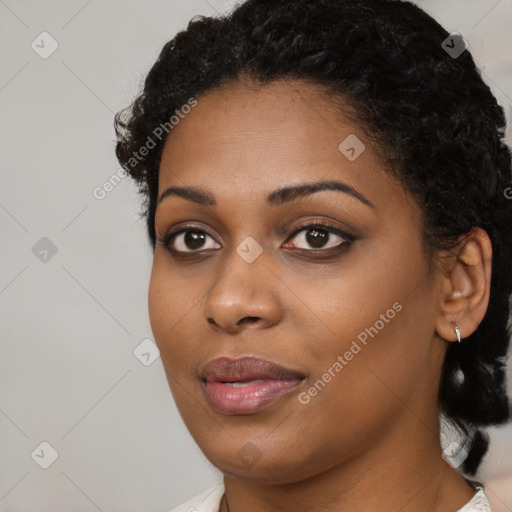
[435, 227, 492, 343]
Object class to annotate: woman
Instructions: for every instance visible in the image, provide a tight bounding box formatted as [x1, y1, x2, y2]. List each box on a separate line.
[114, 0, 512, 510]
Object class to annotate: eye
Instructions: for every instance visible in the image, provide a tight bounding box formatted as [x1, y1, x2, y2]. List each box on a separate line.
[282, 222, 354, 251]
[159, 227, 221, 254]
[157, 221, 355, 257]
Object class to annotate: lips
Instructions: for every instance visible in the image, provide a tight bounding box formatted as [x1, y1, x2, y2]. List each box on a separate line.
[200, 356, 305, 415]
[201, 356, 305, 382]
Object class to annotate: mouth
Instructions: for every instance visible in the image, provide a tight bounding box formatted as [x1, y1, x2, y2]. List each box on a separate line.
[199, 356, 306, 415]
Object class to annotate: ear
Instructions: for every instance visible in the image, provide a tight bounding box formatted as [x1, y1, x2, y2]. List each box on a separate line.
[435, 227, 492, 342]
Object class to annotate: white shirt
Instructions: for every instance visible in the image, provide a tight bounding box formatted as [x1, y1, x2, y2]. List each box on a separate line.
[168, 483, 492, 512]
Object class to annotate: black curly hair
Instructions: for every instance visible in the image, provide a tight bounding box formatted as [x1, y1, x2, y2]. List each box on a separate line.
[114, 0, 512, 475]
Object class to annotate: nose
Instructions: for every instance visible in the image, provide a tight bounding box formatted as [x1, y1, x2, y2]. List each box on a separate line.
[202, 253, 282, 334]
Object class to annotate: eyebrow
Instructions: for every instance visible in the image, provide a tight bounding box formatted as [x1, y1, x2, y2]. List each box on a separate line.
[157, 179, 374, 208]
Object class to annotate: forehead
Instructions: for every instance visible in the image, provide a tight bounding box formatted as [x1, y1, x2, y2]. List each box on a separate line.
[157, 78, 406, 210]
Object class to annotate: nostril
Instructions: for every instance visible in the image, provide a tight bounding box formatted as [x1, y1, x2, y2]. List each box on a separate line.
[238, 316, 260, 325]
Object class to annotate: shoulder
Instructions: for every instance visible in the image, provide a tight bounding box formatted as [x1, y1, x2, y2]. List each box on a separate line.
[167, 483, 225, 512]
[457, 489, 492, 512]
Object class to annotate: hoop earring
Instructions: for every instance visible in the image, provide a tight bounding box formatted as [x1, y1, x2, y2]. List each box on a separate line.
[454, 324, 462, 343]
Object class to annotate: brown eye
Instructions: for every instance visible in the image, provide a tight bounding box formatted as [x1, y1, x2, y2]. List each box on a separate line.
[283, 223, 351, 251]
[166, 229, 221, 253]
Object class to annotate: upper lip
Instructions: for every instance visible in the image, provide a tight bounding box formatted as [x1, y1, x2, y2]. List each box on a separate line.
[200, 356, 305, 383]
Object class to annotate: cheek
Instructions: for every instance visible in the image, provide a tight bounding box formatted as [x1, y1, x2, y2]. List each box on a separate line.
[297, 247, 436, 409]
[148, 258, 201, 372]
[284, 302, 434, 476]
[148, 263, 173, 349]
[148, 264, 208, 422]
[291, 261, 403, 368]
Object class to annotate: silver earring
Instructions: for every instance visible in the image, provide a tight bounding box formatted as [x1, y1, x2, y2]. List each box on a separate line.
[454, 324, 462, 343]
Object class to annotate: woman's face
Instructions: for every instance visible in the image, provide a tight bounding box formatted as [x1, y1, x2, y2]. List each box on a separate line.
[149, 79, 447, 483]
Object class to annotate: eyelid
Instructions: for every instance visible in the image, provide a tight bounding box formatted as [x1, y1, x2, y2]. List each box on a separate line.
[287, 220, 351, 237]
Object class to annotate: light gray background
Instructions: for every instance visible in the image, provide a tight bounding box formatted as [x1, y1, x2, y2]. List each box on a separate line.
[1, 1, 511, 511]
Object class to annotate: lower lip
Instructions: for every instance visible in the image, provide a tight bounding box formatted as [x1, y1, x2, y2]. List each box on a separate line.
[203, 378, 304, 415]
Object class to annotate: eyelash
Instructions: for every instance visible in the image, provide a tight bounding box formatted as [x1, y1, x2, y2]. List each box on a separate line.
[157, 221, 356, 258]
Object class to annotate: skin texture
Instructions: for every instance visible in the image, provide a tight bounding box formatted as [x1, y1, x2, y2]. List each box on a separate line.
[148, 79, 492, 512]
